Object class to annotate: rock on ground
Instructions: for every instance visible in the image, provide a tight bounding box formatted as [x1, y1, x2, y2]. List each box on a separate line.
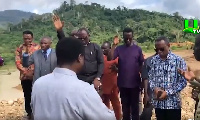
[0, 84, 196, 120]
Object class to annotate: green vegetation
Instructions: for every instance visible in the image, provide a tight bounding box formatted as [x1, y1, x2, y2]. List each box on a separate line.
[0, 1, 198, 64]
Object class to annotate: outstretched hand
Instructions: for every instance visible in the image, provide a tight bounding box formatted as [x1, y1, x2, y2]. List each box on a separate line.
[52, 15, 64, 31]
[178, 66, 195, 81]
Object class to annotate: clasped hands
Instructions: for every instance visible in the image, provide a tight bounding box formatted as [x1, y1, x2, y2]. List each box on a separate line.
[154, 87, 168, 100]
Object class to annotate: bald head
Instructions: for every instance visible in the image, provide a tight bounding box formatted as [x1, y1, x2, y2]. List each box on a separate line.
[40, 36, 52, 42]
[40, 36, 52, 50]
[70, 30, 78, 38]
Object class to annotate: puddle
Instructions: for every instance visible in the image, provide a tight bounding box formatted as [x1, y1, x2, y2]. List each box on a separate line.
[0, 70, 23, 101]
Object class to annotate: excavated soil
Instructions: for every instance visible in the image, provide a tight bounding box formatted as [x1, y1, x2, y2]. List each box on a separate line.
[0, 50, 199, 120]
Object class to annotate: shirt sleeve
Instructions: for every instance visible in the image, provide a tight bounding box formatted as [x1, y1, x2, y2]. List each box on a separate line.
[96, 44, 104, 78]
[28, 54, 34, 66]
[114, 57, 119, 65]
[113, 47, 119, 60]
[15, 47, 25, 72]
[148, 59, 156, 91]
[138, 47, 144, 66]
[165, 58, 187, 96]
[57, 29, 66, 41]
[79, 86, 116, 120]
[141, 60, 148, 79]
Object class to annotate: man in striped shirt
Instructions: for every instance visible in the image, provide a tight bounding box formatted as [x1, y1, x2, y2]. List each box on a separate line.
[148, 36, 187, 120]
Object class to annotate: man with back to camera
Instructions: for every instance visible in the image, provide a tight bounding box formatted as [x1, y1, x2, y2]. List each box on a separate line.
[31, 37, 116, 120]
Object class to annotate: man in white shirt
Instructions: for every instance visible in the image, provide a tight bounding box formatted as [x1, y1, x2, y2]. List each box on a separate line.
[31, 37, 116, 120]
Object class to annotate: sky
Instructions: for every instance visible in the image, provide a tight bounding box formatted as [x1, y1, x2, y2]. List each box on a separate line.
[0, 0, 199, 18]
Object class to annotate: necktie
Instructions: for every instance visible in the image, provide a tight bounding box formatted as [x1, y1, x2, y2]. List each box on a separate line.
[43, 51, 47, 60]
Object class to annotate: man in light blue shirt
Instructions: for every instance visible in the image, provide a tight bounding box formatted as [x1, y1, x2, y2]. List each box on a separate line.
[31, 37, 115, 120]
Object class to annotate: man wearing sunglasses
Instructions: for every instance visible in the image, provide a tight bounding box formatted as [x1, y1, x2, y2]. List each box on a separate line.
[148, 36, 187, 120]
[52, 15, 103, 90]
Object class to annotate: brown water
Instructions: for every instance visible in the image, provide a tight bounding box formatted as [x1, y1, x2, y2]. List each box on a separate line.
[0, 70, 23, 101]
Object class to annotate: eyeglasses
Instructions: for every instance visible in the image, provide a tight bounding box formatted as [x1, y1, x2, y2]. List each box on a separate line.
[78, 36, 87, 40]
[154, 48, 165, 52]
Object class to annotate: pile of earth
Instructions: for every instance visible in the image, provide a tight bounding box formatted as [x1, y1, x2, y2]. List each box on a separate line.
[0, 85, 196, 120]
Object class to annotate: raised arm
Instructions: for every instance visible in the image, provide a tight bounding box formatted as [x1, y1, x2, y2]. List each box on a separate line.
[52, 15, 65, 40]
[110, 36, 119, 59]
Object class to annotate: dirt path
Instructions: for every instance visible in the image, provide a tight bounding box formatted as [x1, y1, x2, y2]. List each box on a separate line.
[0, 70, 23, 101]
[0, 49, 198, 120]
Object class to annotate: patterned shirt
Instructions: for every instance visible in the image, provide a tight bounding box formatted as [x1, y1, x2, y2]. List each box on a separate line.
[148, 52, 187, 109]
[15, 43, 40, 80]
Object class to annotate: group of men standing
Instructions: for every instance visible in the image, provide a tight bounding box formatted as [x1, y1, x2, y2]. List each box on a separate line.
[14, 14, 197, 120]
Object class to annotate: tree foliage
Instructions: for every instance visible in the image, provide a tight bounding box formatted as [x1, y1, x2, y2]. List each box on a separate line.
[0, 1, 198, 64]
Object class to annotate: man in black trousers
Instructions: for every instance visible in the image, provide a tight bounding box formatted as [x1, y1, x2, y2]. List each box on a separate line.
[52, 15, 104, 90]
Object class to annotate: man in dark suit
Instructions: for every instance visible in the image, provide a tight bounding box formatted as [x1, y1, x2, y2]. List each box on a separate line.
[52, 15, 104, 90]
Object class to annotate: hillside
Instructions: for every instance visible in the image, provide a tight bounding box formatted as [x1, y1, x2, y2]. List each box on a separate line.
[0, 1, 198, 64]
[0, 10, 36, 29]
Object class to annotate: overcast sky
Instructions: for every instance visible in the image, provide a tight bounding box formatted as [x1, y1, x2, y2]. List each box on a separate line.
[0, 0, 199, 18]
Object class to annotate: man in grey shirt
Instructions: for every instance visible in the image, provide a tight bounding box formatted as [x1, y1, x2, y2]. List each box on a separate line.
[140, 52, 157, 120]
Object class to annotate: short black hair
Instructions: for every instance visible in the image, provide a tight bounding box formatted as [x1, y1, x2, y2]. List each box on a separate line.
[77, 28, 90, 35]
[155, 36, 170, 44]
[56, 37, 84, 65]
[103, 41, 111, 48]
[123, 28, 133, 34]
[23, 30, 33, 37]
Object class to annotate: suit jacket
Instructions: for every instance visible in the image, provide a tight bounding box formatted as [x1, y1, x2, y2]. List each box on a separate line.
[28, 49, 57, 83]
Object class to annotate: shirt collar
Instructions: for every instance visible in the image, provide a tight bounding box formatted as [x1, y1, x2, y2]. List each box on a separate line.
[23, 42, 33, 46]
[42, 48, 51, 53]
[156, 51, 172, 60]
[53, 67, 77, 76]
[84, 42, 91, 46]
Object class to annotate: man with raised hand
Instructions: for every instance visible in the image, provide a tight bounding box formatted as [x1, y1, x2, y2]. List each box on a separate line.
[52, 15, 104, 90]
